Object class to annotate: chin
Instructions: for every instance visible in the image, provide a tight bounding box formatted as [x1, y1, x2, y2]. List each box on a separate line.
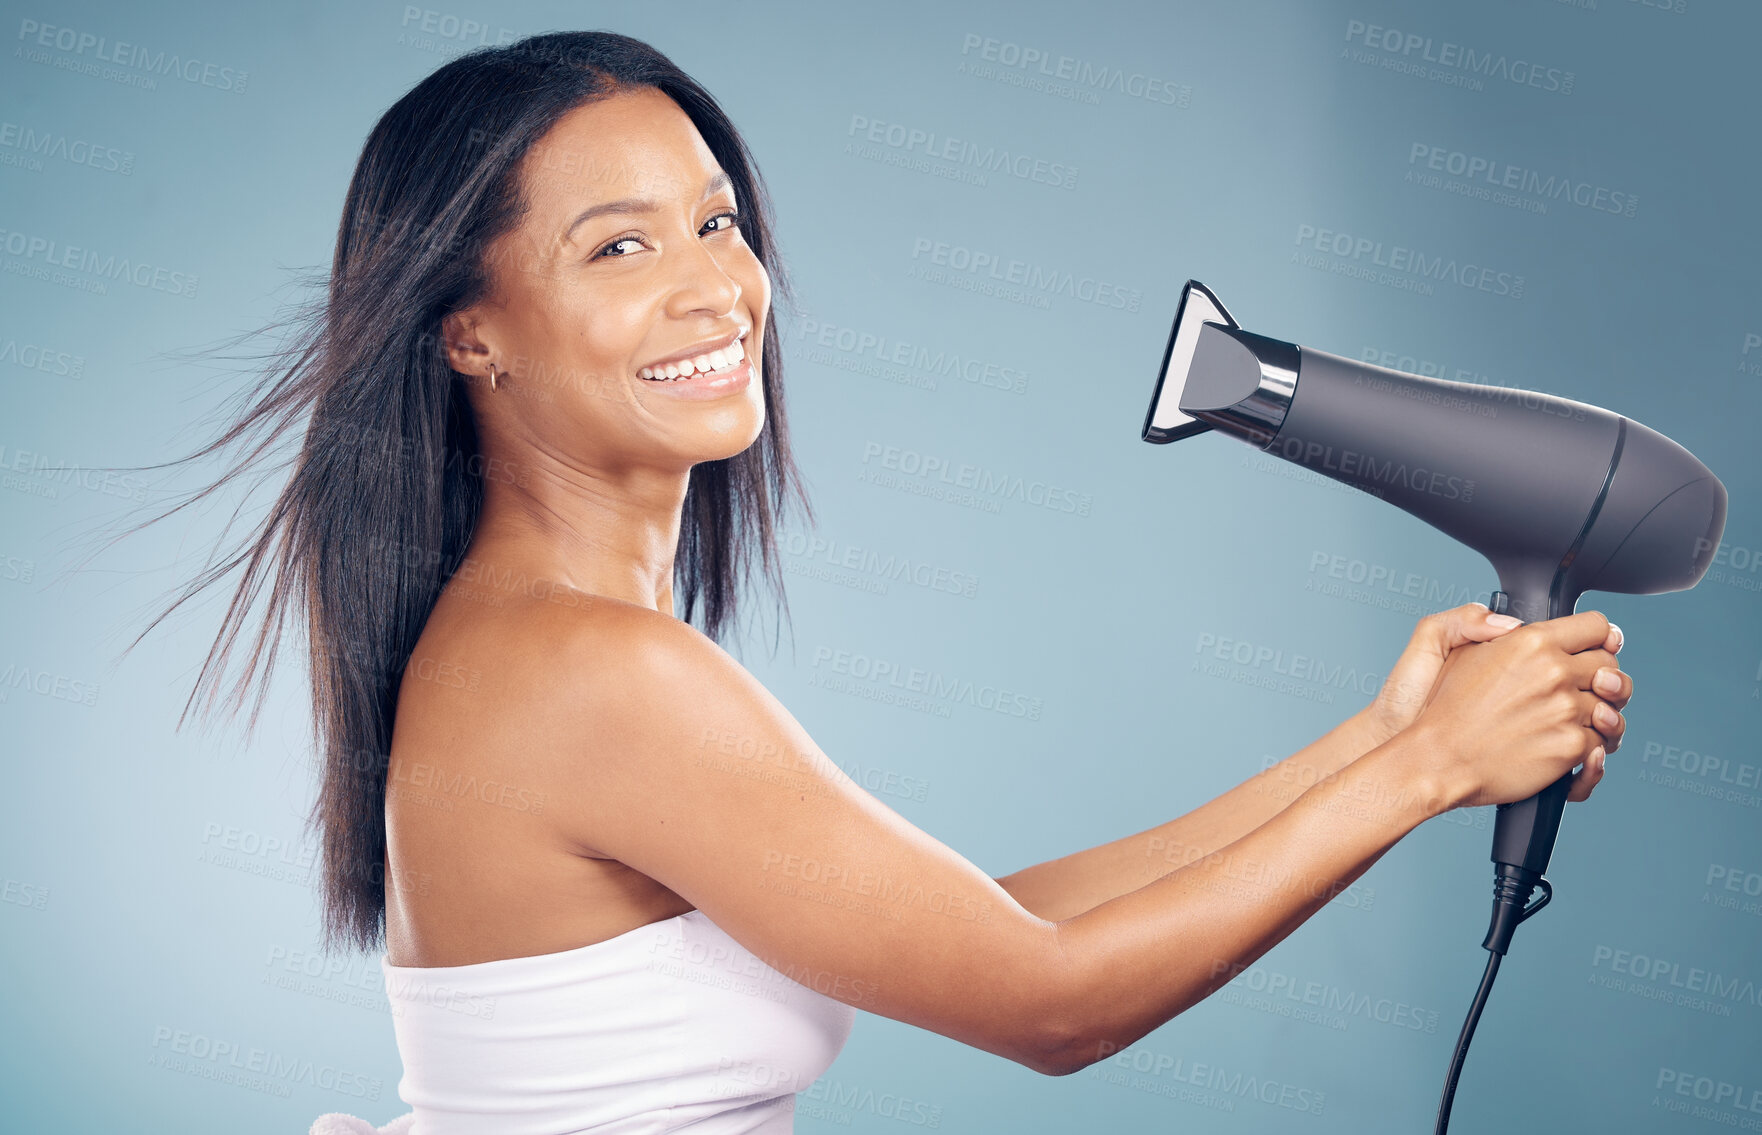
[686, 402, 767, 465]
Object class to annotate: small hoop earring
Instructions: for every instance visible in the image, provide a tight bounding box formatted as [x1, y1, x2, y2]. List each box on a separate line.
[487, 363, 499, 392]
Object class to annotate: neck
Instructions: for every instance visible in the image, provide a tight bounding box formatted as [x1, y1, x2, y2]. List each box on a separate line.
[460, 449, 689, 618]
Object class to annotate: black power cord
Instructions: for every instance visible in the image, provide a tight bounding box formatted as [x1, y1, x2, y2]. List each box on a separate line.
[1433, 867, 1553, 1134]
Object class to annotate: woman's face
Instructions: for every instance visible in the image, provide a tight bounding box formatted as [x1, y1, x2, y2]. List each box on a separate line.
[446, 86, 769, 472]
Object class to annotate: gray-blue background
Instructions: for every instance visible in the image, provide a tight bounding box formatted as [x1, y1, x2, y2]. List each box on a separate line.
[3, 0, 1758, 1130]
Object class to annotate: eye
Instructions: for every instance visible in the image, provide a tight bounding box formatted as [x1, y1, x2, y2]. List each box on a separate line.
[594, 235, 644, 259]
[701, 210, 741, 235]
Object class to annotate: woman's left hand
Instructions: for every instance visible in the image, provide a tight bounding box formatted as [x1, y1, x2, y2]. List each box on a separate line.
[1357, 602, 1624, 747]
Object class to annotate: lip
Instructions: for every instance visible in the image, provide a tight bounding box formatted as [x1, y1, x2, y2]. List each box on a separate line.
[636, 354, 754, 401]
[637, 326, 749, 378]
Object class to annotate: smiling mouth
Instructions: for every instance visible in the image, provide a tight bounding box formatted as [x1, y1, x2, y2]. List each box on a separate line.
[638, 334, 747, 382]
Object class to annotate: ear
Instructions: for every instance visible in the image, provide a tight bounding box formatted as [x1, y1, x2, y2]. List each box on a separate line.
[440, 308, 494, 380]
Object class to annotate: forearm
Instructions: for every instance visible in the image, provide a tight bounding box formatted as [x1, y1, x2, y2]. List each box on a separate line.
[996, 708, 1390, 922]
[1039, 726, 1450, 1074]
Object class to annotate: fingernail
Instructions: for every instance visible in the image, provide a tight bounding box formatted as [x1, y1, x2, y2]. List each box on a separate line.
[1594, 669, 1621, 696]
[1595, 703, 1618, 730]
[1608, 624, 1623, 653]
[1485, 612, 1522, 629]
[1594, 747, 1607, 773]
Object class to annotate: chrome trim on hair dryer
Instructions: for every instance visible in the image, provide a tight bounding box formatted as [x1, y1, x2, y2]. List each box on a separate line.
[1141, 280, 1235, 444]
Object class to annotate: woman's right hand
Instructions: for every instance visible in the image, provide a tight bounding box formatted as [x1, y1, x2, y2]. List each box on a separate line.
[1407, 610, 1632, 812]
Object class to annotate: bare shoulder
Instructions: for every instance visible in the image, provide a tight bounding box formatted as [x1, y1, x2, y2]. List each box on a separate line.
[547, 595, 804, 762]
[531, 592, 738, 699]
[443, 588, 1067, 1070]
[494, 592, 787, 796]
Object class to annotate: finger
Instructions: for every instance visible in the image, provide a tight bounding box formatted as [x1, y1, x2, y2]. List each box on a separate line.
[1591, 700, 1626, 754]
[1567, 746, 1606, 803]
[1566, 648, 1620, 694]
[1437, 602, 1526, 648]
[1533, 609, 1614, 654]
[1405, 605, 1494, 664]
[1590, 665, 1632, 711]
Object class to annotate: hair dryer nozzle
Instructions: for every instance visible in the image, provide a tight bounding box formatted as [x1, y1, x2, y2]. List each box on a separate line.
[1141, 280, 1236, 444]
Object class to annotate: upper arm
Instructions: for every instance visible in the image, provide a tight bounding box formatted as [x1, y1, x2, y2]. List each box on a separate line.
[534, 605, 1071, 1072]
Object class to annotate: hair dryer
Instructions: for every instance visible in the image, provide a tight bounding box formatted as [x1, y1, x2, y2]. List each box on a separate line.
[1140, 280, 1727, 1131]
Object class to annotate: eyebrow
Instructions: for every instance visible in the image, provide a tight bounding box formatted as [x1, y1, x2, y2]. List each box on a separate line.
[561, 170, 733, 245]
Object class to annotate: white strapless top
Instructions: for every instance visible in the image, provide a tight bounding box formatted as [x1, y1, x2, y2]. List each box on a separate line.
[382, 909, 856, 1134]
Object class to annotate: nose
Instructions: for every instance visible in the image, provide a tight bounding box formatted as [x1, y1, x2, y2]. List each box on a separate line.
[662, 228, 741, 320]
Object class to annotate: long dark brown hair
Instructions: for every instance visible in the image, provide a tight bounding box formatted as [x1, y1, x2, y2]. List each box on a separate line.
[83, 31, 814, 954]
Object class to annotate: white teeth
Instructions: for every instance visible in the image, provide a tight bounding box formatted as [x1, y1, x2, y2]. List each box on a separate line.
[639, 338, 749, 381]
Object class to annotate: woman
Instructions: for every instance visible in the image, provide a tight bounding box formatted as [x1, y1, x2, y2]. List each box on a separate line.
[142, 30, 1630, 1135]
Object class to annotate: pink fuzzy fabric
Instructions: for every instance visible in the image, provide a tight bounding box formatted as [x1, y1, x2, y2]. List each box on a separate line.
[307, 1112, 415, 1135]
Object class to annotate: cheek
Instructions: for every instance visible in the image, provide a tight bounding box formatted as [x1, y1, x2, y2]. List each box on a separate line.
[561, 294, 650, 393]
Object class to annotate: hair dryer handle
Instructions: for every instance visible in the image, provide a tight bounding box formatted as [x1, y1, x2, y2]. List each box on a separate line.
[1480, 585, 1578, 951]
[1491, 772, 1572, 877]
